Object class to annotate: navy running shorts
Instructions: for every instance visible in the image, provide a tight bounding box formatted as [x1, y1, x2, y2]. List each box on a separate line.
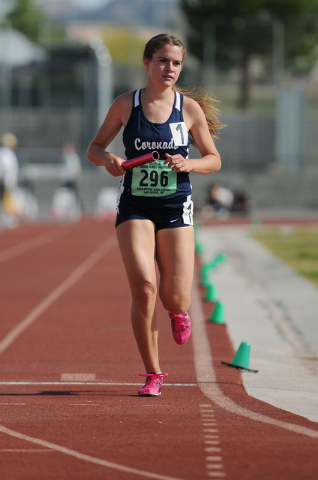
[115, 191, 194, 232]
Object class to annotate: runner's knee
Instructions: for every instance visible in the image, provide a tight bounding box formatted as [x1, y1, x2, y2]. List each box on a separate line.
[160, 292, 190, 315]
[132, 281, 157, 311]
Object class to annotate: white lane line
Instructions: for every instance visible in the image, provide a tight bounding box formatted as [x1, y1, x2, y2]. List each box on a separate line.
[0, 235, 117, 355]
[0, 382, 197, 386]
[190, 280, 318, 439]
[61, 374, 96, 381]
[0, 424, 185, 480]
[0, 449, 52, 452]
[207, 473, 226, 478]
[0, 227, 67, 264]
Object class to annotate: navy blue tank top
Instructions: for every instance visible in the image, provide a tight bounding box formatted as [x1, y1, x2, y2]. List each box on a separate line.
[121, 89, 191, 198]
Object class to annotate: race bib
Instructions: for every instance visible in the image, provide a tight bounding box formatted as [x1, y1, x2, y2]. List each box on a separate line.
[131, 160, 177, 197]
[169, 122, 188, 146]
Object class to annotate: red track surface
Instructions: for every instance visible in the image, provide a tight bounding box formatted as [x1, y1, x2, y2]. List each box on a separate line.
[0, 217, 317, 480]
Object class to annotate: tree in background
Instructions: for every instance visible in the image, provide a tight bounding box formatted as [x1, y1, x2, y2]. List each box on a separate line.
[5, 0, 44, 42]
[180, 0, 318, 109]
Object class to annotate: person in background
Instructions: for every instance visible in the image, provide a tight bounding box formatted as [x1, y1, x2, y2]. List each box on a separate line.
[87, 33, 222, 397]
[201, 183, 233, 220]
[61, 142, 82, 189]
[61, 141, 83, 209]
[232, 188, 251, 215]
[0, 133, 19, 220]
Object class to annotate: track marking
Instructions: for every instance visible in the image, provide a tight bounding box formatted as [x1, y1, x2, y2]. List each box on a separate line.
[61, 374, 96, 381]
[0, 235, 117, 355]
[0, 227, 67, 264]
[0, 424, 185, 480]
[199, 404, 225, 478]
[207, 473, 226, 478]
[0, 449, 52, 452]
[190, 280, 318, 439]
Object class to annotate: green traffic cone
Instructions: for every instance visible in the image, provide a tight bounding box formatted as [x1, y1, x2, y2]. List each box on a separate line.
[195, 240, 204, 255]
[221, 342, 258, 372]
[209, 301, 225, 324]
[214, 252, 228, 264]
[200, 271, 210, 287]
[204, 283, 217, 302]
[203, 259, 217, 271]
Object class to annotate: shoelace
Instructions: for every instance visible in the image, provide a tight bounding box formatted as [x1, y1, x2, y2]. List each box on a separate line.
[170, 313, 189, 331]
[139, 373, 168, 387]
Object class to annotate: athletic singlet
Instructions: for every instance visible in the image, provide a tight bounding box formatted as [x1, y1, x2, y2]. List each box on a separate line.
[120, 89, 191, 198]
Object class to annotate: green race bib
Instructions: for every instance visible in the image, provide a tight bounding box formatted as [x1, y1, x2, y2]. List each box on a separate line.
[131, 160, 177, 197]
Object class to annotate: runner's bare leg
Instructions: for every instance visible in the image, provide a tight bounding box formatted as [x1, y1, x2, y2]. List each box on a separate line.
[116, 220, 160, 373]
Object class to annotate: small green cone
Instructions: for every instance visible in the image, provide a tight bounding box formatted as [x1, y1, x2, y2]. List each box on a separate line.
[209, 301, 225, 324]
[221, 342, 258, 372]
[214, 252, 228, 264]
[204, 283, 217, 302]
[195, 240, 204, 255]
[200, 271, 210, 287]
[204, 259, 217, 271]
[231, 342, 250, 369]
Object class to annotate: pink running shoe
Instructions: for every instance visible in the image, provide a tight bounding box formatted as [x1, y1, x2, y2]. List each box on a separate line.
[138, 373, 168, 397]
[168, 311, 191, 345]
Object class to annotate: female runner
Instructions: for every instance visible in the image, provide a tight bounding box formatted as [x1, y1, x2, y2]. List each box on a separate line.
[87, 33, 222, 397]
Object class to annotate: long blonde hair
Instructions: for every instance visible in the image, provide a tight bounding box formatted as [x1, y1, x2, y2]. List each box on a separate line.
[143, 33, 225, 145]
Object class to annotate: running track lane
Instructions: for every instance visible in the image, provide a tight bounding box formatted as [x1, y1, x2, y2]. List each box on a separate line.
[0, 217, 317, 480]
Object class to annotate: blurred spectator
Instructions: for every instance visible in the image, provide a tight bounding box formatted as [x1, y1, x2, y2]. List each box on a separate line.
[0, 133, 19, 225]
[201, 183, 251, 220]
[60, 141, 83, 213]
[209, 184, 234, 211]
[0, 133, 19, 199]
[51, 185, 82, 222]
[232, 188, 251, 215]
[94, 187, 118, 221]
[201, 183, 234, 220]
[61, 141, 82, 192]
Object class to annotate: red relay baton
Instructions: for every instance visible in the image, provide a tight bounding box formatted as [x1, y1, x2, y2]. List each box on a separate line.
[122, 151, 160, 171]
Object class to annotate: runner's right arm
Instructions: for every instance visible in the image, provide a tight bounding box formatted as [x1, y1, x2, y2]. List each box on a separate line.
[87, 93, 132, 177]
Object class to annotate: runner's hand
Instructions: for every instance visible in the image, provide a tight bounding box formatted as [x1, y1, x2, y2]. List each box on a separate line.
[105, 155, 125, 177]
[164, 153, 192, 172]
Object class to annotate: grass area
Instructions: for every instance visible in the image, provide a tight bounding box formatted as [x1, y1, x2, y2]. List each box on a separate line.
[251, 227, 318, 288]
